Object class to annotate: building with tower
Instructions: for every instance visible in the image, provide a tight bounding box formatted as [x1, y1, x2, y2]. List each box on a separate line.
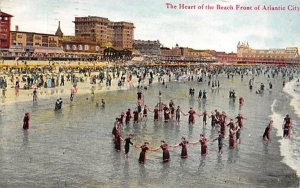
[55, 21, 64, 37]
[236, 41, 299, 64]
[8, 22, 63, 57]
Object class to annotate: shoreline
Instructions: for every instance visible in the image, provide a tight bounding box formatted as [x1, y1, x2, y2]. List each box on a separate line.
[282, 79, 300, 178]
[0, 73, 167, 106]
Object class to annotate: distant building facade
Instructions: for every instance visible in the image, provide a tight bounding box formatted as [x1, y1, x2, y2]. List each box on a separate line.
[10, 31, 59, 48]
[214, 51, 237, 63]
[0, 10, 13, 49]
[60, 35, 103, 54]
[160, 44, 183, 61]
[8, 23, 63, 57]
[236, 42, 299, 64]
[181, 48, 215, 61]
[160, 44, 216, 63]
[74, 16, 134, 50]
[109, 22, 134, 49]
[103, 47, 132, 61]
[134, 40, 161, 56]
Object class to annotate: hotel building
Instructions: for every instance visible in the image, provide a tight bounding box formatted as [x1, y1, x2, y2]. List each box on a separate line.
[73, 16, 134, 50]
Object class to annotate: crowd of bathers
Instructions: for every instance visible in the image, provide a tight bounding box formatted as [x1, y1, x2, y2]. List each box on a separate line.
[111, 88, 253, 163]
[110, 66, 298, 164]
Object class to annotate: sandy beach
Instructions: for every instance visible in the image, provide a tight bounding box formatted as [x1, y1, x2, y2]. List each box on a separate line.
[0, 60, 158, 106]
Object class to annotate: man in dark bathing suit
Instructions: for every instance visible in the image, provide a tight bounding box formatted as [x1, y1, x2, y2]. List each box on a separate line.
[263, 120, 273, 143]
[143, 105, 148, 121]
[283, 115, 292, 138]
[124, 134, 134, 159]
[23, 112, 30, 130]
[125, 109, 132, 124]
[176, 106, 181, 122]
[213, 132, 225, 154]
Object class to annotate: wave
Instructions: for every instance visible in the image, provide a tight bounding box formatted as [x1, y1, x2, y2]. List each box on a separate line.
[270, 99, 300, 182]
[283, 79, 300, 118]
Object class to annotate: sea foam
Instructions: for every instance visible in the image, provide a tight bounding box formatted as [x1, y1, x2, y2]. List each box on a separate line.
[270, 79, 300, 184]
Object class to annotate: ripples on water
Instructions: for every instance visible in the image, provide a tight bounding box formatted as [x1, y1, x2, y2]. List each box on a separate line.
[0, 74, 299, 187]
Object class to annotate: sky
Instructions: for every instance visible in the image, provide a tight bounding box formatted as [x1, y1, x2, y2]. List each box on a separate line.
[1, 0, 299, 52]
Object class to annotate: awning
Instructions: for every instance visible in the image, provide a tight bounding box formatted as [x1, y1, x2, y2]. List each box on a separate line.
[34, 48, 64, 54]
[9, 48, 25, 53]
[131, 56, 144, 62]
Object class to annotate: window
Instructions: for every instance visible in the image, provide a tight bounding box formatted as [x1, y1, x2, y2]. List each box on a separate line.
[72, 45, 77, 50]
[35, 36, 42, 40]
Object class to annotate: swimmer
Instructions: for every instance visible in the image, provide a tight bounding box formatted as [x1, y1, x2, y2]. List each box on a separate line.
[163, 105, 170, 122]
[23, 112, 30, 130]
[213, 132, 226, 154]
[125, 109, 132, 124]
[283, 114, 292, 138]
[235, 113, 247, 128]
[114, 132, 123, 151]
[201, 110, 209, 127]
[210, 112, 218, 128]
[239, 97, 244, 106]
[228, 123, 238, 149]
[263, 120, 273, 143]
[143, 105, 148, 121]
[120, 112, 126, 125]
[198, 90, 202, 99]
[124, 134, 134, 159]
[190, 134, 209, 156]
[199, 134, 209, 156]
[137, 89, 144, 104]
[33, 88, 37, 101]
[154, 140, 171, 163]
[101, 99, 105, 107]
[112, 119, 120, 139]
[135, 142, 157, 164]
[133, 109, 139, 123]
[182, 107, 200, 125]
[175, 106, 182, 122]
[171, 137, 190, 159]
[170, 105, 175, 120]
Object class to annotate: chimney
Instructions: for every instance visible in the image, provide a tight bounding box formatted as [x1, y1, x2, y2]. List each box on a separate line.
[15, 25, 19, 32]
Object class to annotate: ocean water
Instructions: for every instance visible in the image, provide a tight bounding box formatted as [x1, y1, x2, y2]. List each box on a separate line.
[271, 79, 300, 179]
[0, 71, 299, 187]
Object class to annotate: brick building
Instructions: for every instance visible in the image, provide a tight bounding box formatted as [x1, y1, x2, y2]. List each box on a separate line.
[0, 10, 13, 49]
[73, 16, 134, 49]
[133, 40, 161, 56]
